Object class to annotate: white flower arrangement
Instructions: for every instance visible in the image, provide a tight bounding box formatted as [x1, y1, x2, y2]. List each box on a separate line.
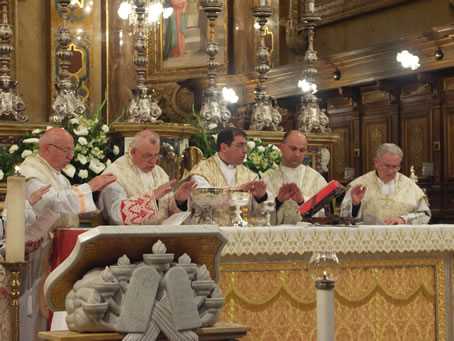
[0, 97, 123, 183]
[244, 138, 282, 178]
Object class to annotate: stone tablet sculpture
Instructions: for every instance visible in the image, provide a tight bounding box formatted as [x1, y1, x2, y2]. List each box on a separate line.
[65, 240, 225, 341]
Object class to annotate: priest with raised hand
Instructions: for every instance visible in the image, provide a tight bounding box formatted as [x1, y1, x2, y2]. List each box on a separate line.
[16, 127, 117, 337]
[99, 130, 195, 225]
[340, 143, 431, 225]
[185, 127, 272, 226]
[262, 130, 328, 225]
[20, 127, 117, 230]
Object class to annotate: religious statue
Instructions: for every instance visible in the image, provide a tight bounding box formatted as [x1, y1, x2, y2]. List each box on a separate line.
[410, 165, 418, 184]
[65, 240, 224, 340]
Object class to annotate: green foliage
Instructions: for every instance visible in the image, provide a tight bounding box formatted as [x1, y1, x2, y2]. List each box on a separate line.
[186, 106, 220, 158]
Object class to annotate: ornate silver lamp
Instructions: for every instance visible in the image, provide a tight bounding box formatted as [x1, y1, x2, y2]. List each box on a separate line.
[0, 0, 28, 122]
[249, 3, 282, 132]
[126, 0, 163, 123]
[296, 0, 331, 133]
[198, 0, 231, 129]
[50, 0, 87, 123]
[309, 251, 340, 341]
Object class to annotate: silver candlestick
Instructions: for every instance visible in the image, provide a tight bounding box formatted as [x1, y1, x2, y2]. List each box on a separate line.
[0, 0, 28, 122]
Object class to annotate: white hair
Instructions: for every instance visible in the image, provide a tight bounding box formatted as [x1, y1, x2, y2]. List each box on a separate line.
[376, 143, 403, 159]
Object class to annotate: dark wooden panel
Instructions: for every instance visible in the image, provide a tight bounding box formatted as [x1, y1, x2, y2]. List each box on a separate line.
[362, 118, 389, 173]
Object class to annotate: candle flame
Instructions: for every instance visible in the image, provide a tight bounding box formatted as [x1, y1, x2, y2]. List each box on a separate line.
[15, 166, 20, 172]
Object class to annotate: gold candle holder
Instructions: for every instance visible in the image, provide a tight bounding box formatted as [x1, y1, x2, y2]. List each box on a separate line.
[1, 261, 28, 341]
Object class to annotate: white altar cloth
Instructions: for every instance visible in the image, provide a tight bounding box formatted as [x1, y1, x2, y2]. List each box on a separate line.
[219, 224, 454, 255]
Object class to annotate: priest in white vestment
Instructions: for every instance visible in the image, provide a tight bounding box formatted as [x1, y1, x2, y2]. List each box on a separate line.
[18, 127, 117, 335]
[186, 127, 272, 226]
[262, 130, 327, 225]
[340, 143, 431, 225]
[99, 130, 195, 225]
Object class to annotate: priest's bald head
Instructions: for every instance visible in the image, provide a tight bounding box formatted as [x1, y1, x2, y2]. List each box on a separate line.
[130, 130, 161, 173]
[39, 127, 74, 171]
[280, 130, 308, 168]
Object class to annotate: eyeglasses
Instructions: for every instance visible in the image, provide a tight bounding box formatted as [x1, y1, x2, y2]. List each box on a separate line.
[136, 150, 161, 161]
[49, 144, 73, 154]
[230, 142, 247, 149]
[379, 161, 400, 171]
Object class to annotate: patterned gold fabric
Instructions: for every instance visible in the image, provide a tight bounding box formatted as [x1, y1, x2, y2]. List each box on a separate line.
[345, 171, 428, 225]
[186, 156, 258, 226]
[219, 258, 441, 341]
[104, 154, 176, 224]
[219, 225, 454, 255]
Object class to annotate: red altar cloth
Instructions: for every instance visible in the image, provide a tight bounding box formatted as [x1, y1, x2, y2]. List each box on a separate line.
[51, 228, 89, 270]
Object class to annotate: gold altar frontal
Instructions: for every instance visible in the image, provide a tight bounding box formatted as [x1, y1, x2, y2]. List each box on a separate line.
[39, 322, 250, 340]
[217, 225, 454, 341]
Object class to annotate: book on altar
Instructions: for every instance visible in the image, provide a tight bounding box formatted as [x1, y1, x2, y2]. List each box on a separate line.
[298, 180, 345, 217]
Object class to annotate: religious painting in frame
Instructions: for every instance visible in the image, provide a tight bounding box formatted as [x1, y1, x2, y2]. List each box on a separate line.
[148, 0, 229, 81]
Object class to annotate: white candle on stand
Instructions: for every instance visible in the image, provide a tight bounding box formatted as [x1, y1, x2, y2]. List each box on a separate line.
[5, 167, 25, 263]
[316, 283, 335, 341]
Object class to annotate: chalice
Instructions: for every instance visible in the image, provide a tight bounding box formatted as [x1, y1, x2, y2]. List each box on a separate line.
[190, 188, 224, 225]
[261, 200, 276, 227]
[228, 189, 250, 227]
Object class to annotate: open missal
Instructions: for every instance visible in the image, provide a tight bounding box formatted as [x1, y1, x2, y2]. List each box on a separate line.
[298, 180, 345, 218]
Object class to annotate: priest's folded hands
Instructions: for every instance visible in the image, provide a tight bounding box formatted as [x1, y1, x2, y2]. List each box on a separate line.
[277, 182, 304, 205]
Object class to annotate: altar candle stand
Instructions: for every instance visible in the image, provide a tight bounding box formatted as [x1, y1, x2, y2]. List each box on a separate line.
[309, 252, 340, 341]
[1, 167, 28, 341]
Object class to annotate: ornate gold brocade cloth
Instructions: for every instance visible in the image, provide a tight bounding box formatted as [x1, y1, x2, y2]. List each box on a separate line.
[217, 225, 453, 341]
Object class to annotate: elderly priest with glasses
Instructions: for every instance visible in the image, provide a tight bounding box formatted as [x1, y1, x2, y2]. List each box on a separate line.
[340, 143, 431, 225]
[20, 127, 117, 229]
[99, 130, 195, 225]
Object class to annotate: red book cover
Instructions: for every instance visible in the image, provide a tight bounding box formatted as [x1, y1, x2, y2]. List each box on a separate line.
[299, 180, 345, 217]
[51, 228, 89, 270]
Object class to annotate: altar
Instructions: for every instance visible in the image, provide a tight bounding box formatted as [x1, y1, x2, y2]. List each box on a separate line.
[217, 224, 454, 341]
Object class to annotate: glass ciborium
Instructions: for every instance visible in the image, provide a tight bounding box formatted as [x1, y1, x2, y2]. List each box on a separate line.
[191, 188, 224, 225]
[228, 189, 250, 227]
[261, 200, 276, 227]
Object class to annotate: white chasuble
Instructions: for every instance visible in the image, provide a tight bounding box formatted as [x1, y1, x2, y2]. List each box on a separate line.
[100, 154, 178, 225]
[263, 165, 327, 225]
[340, 171, 430, 225]
[186, 155, 259, 226]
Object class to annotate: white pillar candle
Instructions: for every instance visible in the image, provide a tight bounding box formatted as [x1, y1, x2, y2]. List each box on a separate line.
[316, 283, 335, 341]
[5, 170, 25, 263]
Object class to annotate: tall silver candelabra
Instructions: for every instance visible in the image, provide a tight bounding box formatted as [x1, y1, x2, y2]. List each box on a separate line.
[50, 0, 86, 123]
[198, 0, 231, 129]
[249, 4, 282, 132]
[296, 0, 331, 134]
[0, 0, 28, 122]
[127, 0, 162, 123]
